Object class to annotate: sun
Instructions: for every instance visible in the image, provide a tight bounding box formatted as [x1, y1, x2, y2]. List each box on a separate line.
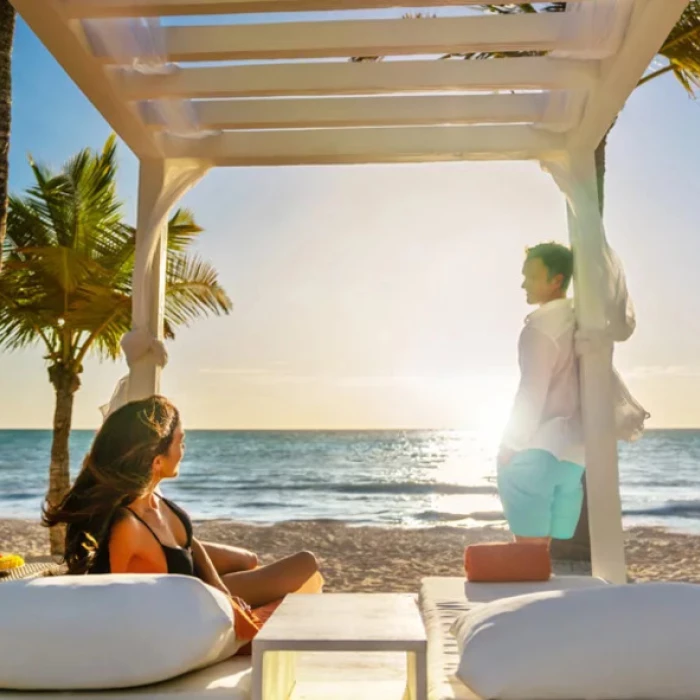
[473, 392, 512, 444]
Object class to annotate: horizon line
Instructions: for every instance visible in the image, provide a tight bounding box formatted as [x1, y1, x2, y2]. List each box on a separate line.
[0, 426, 696, 433]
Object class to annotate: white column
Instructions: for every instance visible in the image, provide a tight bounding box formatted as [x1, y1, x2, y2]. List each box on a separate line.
[128, 159, 170, 401]
[126, 158, 211, 403]
[558, 152, 626, 584]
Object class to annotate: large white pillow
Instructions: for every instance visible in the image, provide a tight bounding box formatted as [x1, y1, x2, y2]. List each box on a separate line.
[0, 573, 244, 690]
[451, 582, 700, 700]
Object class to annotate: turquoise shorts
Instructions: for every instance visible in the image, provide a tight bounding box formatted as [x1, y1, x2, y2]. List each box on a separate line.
[497, 449, 585, 540]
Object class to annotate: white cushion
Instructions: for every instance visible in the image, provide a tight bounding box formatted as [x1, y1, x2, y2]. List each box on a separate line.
[451, 582, 700, 700]
[419, 576, 607, 700]
[0, 574, 245, 690]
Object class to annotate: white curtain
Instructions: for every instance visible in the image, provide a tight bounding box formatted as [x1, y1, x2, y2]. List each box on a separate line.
[81, 19, 215, 419]
[81, 18, 218, 140]
[542, 155, 648, 442]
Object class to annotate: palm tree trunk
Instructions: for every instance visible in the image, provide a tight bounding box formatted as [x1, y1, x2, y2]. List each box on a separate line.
[0, 0, 14, 275]
[551, 125, 611, 564]
[46, 364, 80, 557]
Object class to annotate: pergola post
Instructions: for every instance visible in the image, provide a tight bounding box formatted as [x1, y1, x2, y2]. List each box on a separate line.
[126, 158, 210, 402]
[547, 151, 626, 584]
[127, 159, 170, 401]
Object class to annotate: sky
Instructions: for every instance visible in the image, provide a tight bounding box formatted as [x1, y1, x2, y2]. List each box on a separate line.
[1, 14, 699, 431]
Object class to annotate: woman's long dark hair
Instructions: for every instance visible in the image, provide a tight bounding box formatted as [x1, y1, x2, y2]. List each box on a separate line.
[43, 395, 180, 574]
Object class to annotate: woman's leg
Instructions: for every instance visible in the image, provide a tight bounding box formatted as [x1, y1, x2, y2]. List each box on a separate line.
[222, 551, 319, 608]
[201, 541, 259, 575]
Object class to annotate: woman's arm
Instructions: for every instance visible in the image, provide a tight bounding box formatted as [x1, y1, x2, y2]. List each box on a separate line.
[192, 537, 261, 642]
[108, 517, 167, 574]
[191, 536, 232, 595]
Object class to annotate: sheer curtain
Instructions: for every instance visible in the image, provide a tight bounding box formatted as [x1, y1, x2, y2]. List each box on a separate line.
[81, 17, 219, 140]
[536, 0, 648, 441]
[81, 18, 214, 419]
[542, 154, 649, 443]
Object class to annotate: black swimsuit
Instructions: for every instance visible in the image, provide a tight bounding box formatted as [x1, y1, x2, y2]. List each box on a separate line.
[90, 495, 196, 577]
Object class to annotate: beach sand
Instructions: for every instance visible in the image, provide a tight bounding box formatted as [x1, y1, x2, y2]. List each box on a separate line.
[3, 518, 700, 589]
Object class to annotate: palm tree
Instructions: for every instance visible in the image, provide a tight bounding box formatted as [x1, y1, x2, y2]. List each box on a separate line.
[0, 135, 232, 555]
[0, 0, 15, 275]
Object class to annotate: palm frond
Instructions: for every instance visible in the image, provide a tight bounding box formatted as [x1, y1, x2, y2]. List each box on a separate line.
[165, 254, 232, 332]
[167, 208, 204, 254]
[9, 246, 101, 295]
[4, 195, 54, 251]
[25, 159, 74, 249]
[482, 3, 565, 14]
[0, 274, 57, 353]
[69, 284, 132, 361]
[657, 1, 700, 95]
[0, 308, 43, 351]
[64, 134, 126, 257]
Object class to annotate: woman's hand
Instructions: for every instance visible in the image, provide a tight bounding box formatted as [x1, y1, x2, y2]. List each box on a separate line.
[231, 595, 253, 615]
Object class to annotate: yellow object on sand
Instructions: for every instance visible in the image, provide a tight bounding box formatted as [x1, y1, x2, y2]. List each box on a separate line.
[0, 553, 25, 571]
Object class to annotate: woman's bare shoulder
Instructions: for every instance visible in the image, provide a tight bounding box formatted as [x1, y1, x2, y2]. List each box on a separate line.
[108, 510, 166, 574]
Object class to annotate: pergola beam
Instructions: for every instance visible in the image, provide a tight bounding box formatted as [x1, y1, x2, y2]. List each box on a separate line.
[569, 0, 690, 152]
[119, 58, 598, 101]
[97, 14, 569, 63]
[158, 125, 564, 165]
[63, 0, 593, 18]
[143, 93, 557, 131]
[11, 0, 160, 158]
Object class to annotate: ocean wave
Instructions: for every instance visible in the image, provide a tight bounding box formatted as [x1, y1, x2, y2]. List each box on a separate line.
[625, 479, 699, 489]
[181, 481, 498, 497]
[624, 501, 700, 519]
[2, 492, 38, 501]
[413, 510, 504, 523]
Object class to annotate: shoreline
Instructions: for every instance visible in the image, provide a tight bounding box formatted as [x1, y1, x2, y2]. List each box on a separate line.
[3, 518, 700, 591]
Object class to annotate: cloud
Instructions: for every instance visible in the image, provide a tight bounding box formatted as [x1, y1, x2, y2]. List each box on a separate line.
[196, 368, 517, 388]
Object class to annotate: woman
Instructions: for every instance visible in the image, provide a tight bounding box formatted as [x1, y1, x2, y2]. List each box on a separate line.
[43, 396, 321, 637]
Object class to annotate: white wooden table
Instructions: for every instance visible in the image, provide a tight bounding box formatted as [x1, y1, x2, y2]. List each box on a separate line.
[251, 593, 427, 700]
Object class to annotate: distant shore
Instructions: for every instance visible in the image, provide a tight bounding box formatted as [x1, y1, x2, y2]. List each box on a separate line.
[3, 518, 700, 590]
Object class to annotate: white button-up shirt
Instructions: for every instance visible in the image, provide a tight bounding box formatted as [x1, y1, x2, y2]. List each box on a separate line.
[501, 298, 585, 466]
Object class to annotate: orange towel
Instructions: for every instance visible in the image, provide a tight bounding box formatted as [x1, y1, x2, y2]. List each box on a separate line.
[252, 599, 284, 626]
[464, 542, 551, 583]
[231, 598, 262, 642]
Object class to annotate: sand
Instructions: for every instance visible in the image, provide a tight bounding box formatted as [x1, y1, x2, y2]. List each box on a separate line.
[3, 518, 700, 590]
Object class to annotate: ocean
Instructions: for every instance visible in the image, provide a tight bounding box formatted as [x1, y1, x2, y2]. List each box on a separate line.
[1, 429, 699, 534]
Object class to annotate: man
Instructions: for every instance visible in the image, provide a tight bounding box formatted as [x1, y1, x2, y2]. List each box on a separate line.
[497, 242, 584, 547]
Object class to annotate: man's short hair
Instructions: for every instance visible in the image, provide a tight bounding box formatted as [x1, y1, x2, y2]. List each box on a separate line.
[526, 242, 574, 292]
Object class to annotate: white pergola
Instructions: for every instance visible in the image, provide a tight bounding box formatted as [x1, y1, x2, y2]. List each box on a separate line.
[13, 0, 688, 584]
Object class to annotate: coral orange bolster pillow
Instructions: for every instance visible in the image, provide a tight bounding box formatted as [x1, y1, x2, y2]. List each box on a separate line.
[464, 542, 551, 583]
